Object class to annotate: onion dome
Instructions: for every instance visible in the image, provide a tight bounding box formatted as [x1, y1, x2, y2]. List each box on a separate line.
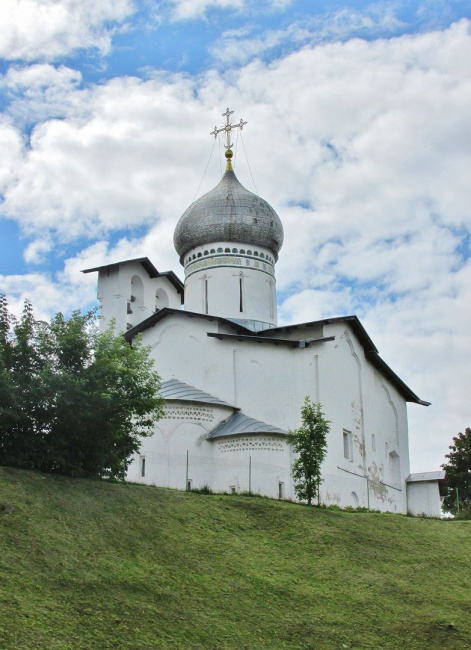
[174, 151, 284, 264]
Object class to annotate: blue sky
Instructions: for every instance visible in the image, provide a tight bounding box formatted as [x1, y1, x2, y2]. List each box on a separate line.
[1, 0, 471, 473]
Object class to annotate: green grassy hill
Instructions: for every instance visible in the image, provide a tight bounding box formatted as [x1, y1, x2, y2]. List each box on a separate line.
[1, 467, 470, 650]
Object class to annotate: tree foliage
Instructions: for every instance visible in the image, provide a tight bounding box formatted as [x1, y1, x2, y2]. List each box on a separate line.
[287, 398, 329, 506]
[0, 296, 164, 479]
[441, 427, 471, 514]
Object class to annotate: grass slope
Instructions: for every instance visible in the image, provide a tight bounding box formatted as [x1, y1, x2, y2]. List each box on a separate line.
[1, 467, 470, 650]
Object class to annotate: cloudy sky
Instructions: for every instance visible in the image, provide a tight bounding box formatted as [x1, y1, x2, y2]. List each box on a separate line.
[1, 0, 470, 473]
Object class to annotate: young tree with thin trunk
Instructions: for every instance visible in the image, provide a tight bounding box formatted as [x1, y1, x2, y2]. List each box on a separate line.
[287, 398, 329, 506]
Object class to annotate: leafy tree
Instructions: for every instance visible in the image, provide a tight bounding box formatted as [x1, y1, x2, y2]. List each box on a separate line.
[0, 296, 164, 479]
[441, 427, 471, 514]
[287, 398, 329, 506]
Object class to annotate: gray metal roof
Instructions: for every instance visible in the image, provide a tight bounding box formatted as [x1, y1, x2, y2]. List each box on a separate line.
[173, 169, 284, 263]
[207, 411, 288, 439]
[406, 471, 447, 483]
[158, 378, 235, 408]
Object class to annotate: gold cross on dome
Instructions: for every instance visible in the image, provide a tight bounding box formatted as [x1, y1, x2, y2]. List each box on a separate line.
[210, 108, 247, 150]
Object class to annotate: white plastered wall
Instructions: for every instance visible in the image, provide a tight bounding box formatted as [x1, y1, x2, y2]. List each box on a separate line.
[183, 242, 277, 327]
[407, 482, 442, 518]
[96, 261, 182, 333]
[130, 314, 413, 511]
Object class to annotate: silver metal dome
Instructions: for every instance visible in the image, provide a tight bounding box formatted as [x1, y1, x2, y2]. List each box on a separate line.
[174, 169, 284, 263]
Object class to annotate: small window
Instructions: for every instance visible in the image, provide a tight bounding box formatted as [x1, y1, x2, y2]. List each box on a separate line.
[187, 479, 193, 491]
[240, 249, 245, 254]
[254, 251, 259, 257]
[232, 247, 237, 253]
[230, 486, 236, 495]
[210, 249, 215, 254]
[225, 248, 230, 253]
[260, 253, 265, 259]
[247, 250, 252, 255]
[197, 252, 202, 258]
[127, 302, 132, 315]
[141, 457, 146, 477]
[278, 482, 284, 499]
[343, 430, 353, 461]
[217, 247, 223, 253]
[204, 250, 209, 256]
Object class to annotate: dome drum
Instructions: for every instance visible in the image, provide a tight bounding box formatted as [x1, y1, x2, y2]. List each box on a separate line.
[183, 242, 276, 278]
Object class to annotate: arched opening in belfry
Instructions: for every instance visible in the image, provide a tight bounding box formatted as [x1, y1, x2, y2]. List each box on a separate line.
[155, 288, 169, 311]
[128, 275, 144, 327]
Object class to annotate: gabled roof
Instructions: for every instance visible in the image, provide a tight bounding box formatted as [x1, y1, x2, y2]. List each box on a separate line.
[207, 411, 288, 440]
[158, 378, 235, 409]
[258, 315, 430, 406]
[123, 307, 428, 407]
[260, 315, 377, 350]
[81, 257, 184, 298]
[123, 307, 253, 342]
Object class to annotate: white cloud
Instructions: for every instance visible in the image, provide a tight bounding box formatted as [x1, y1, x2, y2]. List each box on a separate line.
[1, 64, 83, 126]
[1, 20, 471, 472]
[168, 0, 293, 21]
[1, 73, 213, 239]
[0, 0, 134, 61]
[210, 4, 404, 65]
[170, 0, 243, 21]
[23, 237, 53, 264]
[0, 270, 95, 322]
[0, 120, 24, 194]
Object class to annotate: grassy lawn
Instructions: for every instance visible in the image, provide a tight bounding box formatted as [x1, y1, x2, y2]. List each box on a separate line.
[1, 466, 470, 649]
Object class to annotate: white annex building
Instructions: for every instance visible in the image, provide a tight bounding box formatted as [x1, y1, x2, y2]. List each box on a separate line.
[83, 109, 446, 516]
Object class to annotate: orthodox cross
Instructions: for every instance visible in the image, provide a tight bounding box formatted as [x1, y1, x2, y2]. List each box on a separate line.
[210, 108, 247, 150]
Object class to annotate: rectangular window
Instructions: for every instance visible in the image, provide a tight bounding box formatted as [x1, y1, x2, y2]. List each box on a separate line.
[239, 277, 243, 313]
[204, 279, 209, 314]
[187, 479, 192, 491]
[278, 482, 284, 499]
[141, 456, 146, 477]
[372, 434, 376, 452]
[230, 485, 236, 495]
[343, 430, 353, 461]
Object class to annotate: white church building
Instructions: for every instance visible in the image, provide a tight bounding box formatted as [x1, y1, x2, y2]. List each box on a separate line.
[83, 109, 446, 516]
